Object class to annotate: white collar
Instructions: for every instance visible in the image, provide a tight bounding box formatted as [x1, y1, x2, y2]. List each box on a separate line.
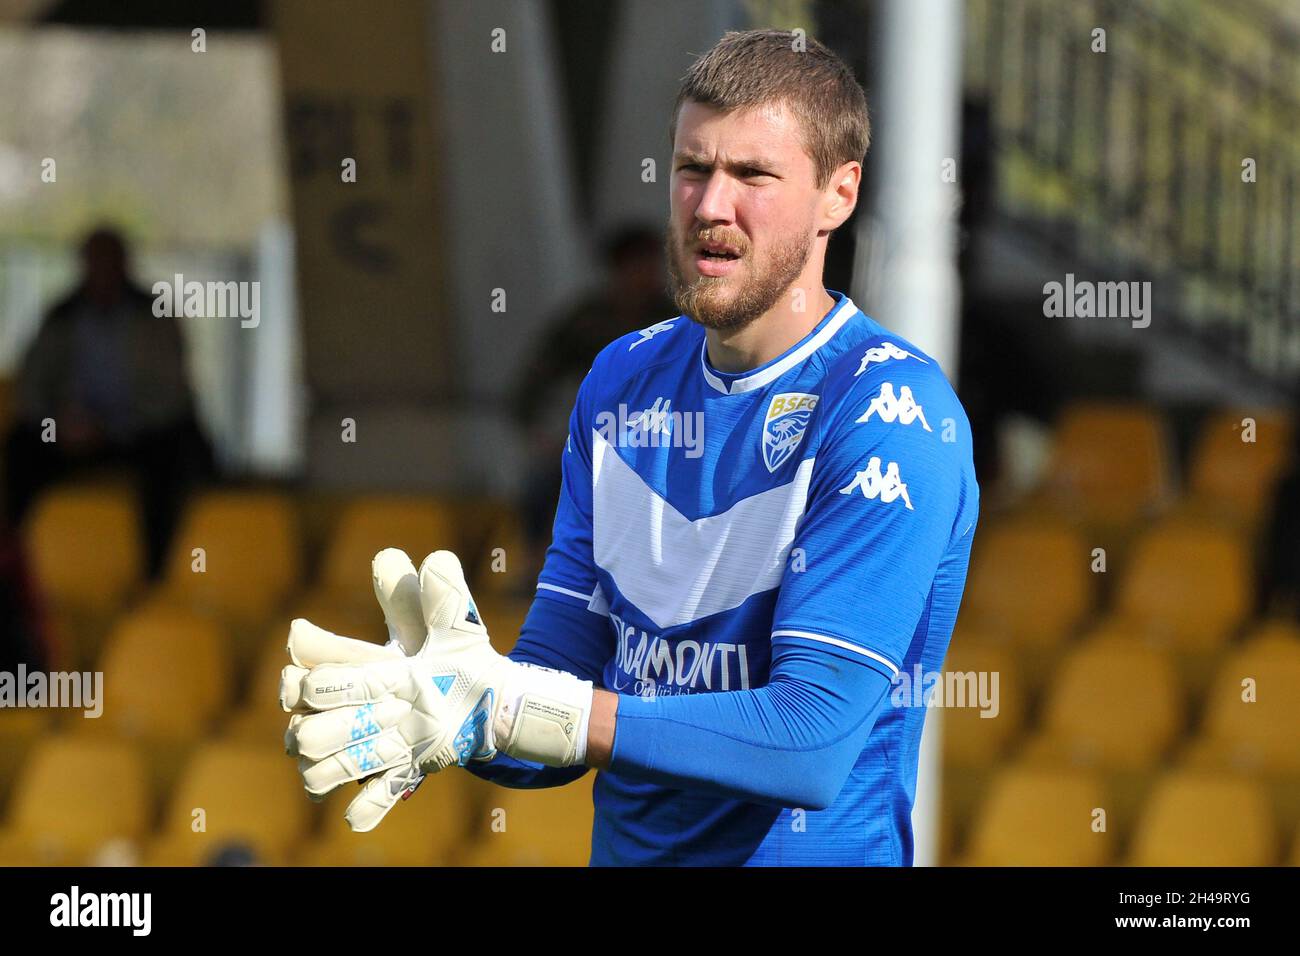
[699, 294, 859, 395]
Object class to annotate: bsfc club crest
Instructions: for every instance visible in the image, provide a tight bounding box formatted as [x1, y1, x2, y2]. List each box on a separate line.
[762, 392, 819, 473]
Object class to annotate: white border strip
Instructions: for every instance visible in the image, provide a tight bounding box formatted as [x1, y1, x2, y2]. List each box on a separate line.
[536, 582, 594, 602]
[771, 629, 900, 676]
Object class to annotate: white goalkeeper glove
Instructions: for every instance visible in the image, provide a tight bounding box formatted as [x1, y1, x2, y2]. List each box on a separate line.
[280, 549, 594, 832]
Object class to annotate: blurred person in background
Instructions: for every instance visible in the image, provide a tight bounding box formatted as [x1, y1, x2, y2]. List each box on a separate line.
[2, 226, 214, 577]
[510, 223, 673, 584]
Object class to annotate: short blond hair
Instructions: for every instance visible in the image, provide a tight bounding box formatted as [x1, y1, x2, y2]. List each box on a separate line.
[669, 29, 871, 189]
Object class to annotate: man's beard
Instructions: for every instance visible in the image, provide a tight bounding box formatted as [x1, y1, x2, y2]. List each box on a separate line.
[666, 225, 812, 333]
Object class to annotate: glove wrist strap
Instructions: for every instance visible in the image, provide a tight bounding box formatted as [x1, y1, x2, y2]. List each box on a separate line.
[496, 663, 594, 767]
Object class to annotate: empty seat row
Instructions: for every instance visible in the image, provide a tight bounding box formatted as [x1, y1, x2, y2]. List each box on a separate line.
[1036, 403, 1293, 531]
[958, 765, 1296, 866]
[0, 736, 595, 867]
[945, 623, 1300, 775]
[21, 487, 525, 671]
[962, 514, 1256, 690]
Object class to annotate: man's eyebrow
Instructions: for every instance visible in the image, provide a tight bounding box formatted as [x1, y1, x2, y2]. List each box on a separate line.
[673, 149, 711, 165]
[673, 150, 781, 173]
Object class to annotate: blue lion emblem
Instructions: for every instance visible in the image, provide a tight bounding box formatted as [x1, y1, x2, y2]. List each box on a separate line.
[762, 408, 813, 472]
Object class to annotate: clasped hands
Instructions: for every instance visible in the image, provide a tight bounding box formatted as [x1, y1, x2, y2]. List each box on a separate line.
[280, 549, 594, 832]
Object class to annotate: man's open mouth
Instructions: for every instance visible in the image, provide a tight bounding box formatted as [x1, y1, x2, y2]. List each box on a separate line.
[698, 243, 742, 261]
[692, 240, 744, 277]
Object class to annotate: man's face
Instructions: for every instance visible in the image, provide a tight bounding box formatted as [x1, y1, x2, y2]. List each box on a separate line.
[667, 100, 822, 332]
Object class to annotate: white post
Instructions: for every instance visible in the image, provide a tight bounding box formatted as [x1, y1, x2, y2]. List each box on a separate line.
[247, 219, 304, 475]
[854, 0, 964, 378]
[856, 0, 966, 867]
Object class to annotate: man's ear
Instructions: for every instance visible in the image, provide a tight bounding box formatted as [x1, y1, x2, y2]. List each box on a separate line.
[820, 161, 861, 232]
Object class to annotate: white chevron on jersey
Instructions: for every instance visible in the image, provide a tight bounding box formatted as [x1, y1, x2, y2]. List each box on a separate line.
[837, 457, 914, 510]
[590, 431, 815, 629]
[855, 382, 932, 431]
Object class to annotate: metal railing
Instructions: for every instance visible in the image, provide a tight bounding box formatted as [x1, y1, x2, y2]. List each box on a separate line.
[962, 0, 1300, 389]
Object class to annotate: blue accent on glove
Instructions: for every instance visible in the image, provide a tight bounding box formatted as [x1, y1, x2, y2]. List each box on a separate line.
[431, 674, 455, 695]
[454, 688, 495, 765]
[346, 703, 384, 772]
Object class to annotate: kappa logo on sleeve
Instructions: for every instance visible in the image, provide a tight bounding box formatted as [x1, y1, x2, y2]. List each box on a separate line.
[628, 320, 677, 350]
[853, 341, 926, 376]
[838, 457, 914, 510]
[762, 392, 819, 472]
[856, 382, 932, 431]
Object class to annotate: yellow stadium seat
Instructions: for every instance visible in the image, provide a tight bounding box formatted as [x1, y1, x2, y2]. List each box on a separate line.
[0, 710, 51, 817]
[961, 766, 1112, 866]
[960, 518, 1092, 660]
[24, 484, 143, 611]
[298, 771, 474, 866]
[23, 484, 144, 667]
[1112, 521, 1251, 653]
[1127, 771, 1275, 866]
[1184, 625, 1300, 774]
[939, 631, 1029, 854]
[160, 491, 301, 636]
[1040, 403, 1172, 529]
[941, 633, 1027, 768]
[1021, 632, 1182, 770]
[145, 742, 309, 865]
[82, 603, 228, 796]
[320, 497, 460, 607]
[0, 735, 148, 865]
[92, 604, 232, 742]
[1183, 409, 1293, 527]
[86, 604, 233, 795]
[461, 772, 595, 866]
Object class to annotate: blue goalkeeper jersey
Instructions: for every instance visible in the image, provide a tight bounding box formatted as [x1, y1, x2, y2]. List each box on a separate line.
[523, 289, 978, 865]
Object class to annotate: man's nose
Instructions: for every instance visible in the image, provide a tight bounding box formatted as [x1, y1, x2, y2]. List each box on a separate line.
[693, 171, 737, 225]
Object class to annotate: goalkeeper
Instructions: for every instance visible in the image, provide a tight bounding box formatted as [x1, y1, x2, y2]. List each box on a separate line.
[282, 29, 979, 866]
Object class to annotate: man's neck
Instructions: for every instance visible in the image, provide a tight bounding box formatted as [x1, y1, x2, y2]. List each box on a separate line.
[705, 283, 835, 374]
